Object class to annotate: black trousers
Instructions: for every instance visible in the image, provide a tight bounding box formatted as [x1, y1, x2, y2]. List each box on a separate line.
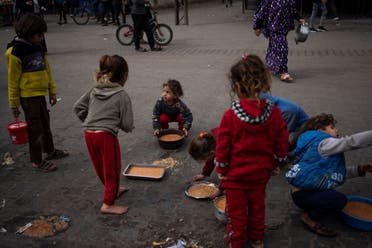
[131, 13, 154, 49]
[20, 96, 55, 164]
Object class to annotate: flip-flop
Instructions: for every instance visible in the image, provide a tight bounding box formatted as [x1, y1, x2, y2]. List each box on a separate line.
[280, 73, 294, 83]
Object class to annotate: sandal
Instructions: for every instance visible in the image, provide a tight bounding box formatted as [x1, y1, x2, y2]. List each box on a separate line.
[45, 149, 69, 160]
[301, 215, 337, 237]
[280, 73, 294, 83]
[33, 160, 57, 172]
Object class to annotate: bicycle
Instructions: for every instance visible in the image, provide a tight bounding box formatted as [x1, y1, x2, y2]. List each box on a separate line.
[70, 0, 93, 25]
[116, 7, 173, 46]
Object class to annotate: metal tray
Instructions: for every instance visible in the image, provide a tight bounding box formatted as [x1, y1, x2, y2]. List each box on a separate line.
[184, 181, 217, 200]
[123, 164, 166, 180]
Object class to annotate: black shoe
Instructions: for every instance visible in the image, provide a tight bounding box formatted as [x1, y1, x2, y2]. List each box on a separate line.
[151, 47, 162, 51]
[317, 26, 327, 32]
[135, 47, 147, 52]
[309, 27, 318, 32]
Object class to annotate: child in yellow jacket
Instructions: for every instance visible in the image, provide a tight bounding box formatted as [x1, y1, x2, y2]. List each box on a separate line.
[6, 13, 68, 172]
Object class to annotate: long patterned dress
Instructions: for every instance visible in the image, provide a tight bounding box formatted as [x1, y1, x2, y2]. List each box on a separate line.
[253, 0, 300, 75]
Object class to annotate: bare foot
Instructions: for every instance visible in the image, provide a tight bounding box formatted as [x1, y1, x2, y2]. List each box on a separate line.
[100, 203, 129, 215]
[117, 186, 129, 198]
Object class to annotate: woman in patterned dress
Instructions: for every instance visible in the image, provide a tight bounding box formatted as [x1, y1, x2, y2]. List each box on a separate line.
[253, 0, 305, 82]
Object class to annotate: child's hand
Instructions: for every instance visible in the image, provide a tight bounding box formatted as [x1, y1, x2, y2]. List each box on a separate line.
[218, 173, 227, 180]
[153, 129, 160, 136]
[193, 174, 205, 182]
[11, 107, 20, 118]
[254, 29, 261, 36]
[182, 128, 188, 137]
[49, 94, 57, 106]
[361, 164, 372, 173]
[209, 188, 221, 200]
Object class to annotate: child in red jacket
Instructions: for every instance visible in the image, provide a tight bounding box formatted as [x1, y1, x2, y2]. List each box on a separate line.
[215, 54, 289, 248]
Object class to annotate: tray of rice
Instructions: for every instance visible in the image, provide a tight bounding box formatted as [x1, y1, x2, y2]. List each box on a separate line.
[185, 181, 217, 200]
[341, 195, 372, 231]
[123, 164, 165, 180]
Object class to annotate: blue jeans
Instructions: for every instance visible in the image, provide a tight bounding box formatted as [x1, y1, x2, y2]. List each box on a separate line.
[291, 189, 347, 220]
[310, 2, 328, 28]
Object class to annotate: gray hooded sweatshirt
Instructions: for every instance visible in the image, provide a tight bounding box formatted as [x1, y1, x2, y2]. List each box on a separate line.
[73, 81, 134, 136]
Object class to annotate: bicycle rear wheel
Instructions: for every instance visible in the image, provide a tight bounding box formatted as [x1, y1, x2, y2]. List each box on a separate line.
[116, 24, 134, 46]
[72, 9, 90, 25]
[153, 24, 173, 46]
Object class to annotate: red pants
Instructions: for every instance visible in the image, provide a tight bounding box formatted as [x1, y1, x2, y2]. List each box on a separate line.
[225, 187, 266, 248]
[84, 131, 121, 206]
[159, 113, 183, 130]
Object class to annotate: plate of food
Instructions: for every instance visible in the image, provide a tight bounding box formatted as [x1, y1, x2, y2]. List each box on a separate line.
[185, 181, 217, 200]
[123, 164, 166, 180]
[342, 195, 372, 231]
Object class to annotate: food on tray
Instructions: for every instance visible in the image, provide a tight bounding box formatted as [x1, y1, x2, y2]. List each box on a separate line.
[343, 201, 372, 220]
[159, 134, 183, 142]
[216, 195, 226, 213]
[127, 166, 164, 178]
[187, 183, 216, 198]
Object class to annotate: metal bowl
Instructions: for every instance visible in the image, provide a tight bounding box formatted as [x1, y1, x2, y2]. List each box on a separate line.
[158, 129, 185, 150]
[185, 181, 217, 200]
[342, 195, 372, 231]
[213, 194, 226, 224]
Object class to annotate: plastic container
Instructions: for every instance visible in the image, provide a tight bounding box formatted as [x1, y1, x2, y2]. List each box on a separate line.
[7, 118, 28, 145]
[341, 195, 372, 231]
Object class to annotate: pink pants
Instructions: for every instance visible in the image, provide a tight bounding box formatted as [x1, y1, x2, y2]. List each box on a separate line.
[84, 131, 121, 205]
[159, 113, 183, 130]
[225, 187, 266, 248]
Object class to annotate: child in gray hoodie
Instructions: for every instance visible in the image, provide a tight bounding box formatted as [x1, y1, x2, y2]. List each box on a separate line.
[74, 55, 134, 215]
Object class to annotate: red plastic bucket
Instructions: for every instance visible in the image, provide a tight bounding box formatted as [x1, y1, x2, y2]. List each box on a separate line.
[7, 118, 28, 145]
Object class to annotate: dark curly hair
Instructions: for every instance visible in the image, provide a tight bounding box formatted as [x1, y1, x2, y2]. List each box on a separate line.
[291, 113, 337, 148]
[229, 54, 271, 100]
[15, 13, 47, 40]
[163, 79, 183, 98]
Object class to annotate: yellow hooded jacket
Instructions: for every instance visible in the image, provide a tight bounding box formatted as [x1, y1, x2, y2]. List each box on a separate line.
[6, 38, 57, 108]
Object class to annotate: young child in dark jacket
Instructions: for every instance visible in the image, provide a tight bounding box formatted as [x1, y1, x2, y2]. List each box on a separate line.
[152, 79, 193, 137]
[73, 55, 134, 215]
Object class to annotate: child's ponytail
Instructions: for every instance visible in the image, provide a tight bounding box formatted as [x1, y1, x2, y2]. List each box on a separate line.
[96, 55, 128, 86]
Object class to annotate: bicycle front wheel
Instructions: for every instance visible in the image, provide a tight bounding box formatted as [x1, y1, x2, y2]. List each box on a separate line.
[72, 9, 90, 25]
[116, 24, 134, 46]
[154, 24, 173, 46]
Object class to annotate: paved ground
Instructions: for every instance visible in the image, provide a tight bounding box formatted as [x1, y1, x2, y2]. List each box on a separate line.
[0, 1, 372, 247]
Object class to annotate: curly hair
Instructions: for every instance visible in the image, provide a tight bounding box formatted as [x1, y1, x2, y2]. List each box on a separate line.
[96, 55, 128, 86]
[229, 54, 271, 100]
[188, 132, 216, 161]
[291, 113, 337, 148]
[163, 79, 183, 98]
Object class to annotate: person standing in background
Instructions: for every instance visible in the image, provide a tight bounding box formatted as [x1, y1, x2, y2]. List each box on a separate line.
[309, 0, 328, 32]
